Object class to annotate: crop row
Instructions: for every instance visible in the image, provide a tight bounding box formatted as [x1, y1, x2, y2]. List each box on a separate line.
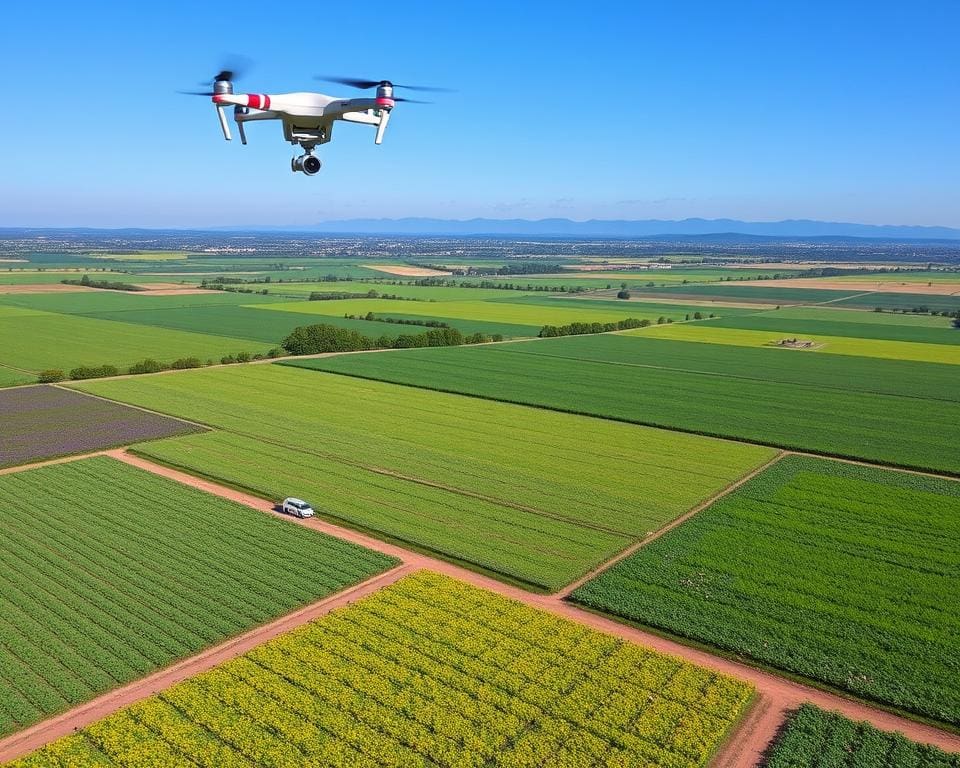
[293, 334, 960, 474]
[766, 704, 959, 767]
[572, 456, 960, 725]
[0, 457, 396, 737]
[11, 572, 754, 767]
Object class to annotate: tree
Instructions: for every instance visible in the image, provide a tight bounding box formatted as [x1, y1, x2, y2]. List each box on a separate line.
[952, 317, 960, 329]
[616, 289, 631, 300]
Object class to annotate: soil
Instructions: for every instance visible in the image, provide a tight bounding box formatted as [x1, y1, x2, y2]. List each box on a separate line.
[0, 448, 957, 764]
[362, 265, 452, 276]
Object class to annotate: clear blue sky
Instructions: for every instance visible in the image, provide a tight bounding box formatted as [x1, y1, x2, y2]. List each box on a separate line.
[1, 1, 957, 228]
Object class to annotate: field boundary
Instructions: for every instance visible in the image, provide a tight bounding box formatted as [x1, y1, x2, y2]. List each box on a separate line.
[2, 448, 940, 767]
[556, 450, 786, 597]
[0, 564, 412, 763]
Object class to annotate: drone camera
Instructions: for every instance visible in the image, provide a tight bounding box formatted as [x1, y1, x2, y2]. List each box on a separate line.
[292, 154, 323, 175]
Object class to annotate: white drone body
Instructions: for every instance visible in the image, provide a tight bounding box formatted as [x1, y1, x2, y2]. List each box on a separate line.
[185, 73, 440, 175]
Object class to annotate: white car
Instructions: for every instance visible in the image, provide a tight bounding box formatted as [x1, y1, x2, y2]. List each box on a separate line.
[281, 497, 315, 519]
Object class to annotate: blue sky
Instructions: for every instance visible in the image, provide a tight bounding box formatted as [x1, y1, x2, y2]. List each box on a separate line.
[0, 1, 957, 228]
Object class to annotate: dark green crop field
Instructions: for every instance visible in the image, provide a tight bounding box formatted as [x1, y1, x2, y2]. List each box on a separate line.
[0, 456, 397, 737]
[628, 283, 859, 304]
[767, 704, 959, 767]
[706, 312, 960, 345]
[571, 456, 960, 725]
[292, 334, 960, 474]
[834, 292, 960, 312]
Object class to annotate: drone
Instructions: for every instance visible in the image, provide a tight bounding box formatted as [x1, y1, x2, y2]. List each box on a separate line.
[181, 69, 450, 175]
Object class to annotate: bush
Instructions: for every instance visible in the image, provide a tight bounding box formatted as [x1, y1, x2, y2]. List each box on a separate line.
[128, 359, 167, 375]
[616, 290, 631, 299]
[69, 364, 119, 380]
[221, 355, 236, 365]
[266, 348, 284, 358]
[282, 324, 374, 355]
[37, 369, 65, 383]
[170, 357, 203, 370]
[234, 352, 252, 363]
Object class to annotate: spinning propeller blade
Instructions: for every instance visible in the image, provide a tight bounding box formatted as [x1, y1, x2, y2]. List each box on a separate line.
[315, 76, 454, 93]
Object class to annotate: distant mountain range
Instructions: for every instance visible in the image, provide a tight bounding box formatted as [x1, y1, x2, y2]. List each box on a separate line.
[293, 217, 960, 240]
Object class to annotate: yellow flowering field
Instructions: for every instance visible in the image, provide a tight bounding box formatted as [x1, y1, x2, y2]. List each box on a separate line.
[9, 572, 754, 768]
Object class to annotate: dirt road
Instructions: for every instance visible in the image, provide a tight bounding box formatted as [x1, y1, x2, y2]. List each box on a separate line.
[0, 449, 957, 765]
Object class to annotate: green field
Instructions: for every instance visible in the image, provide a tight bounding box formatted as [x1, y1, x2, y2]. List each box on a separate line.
[627, 323, 960, 364]
[74, 364, 774, 590]
[292, 335, 960, 474]
[630, 283, 860, 304]
[571, 456, 960, 725]
[253, 296, 700, 327]
[0, 456, 397, 737]
[11, 572, 754, 768]
[705, 306, 960, 344]
[261, 281, 540, 301]
[0, 290, 282, 314]
[833, 291, 960, 312]
[0, 365, 31, 388]
[766, 704, 959, 768]
[0, 307, 268, 372]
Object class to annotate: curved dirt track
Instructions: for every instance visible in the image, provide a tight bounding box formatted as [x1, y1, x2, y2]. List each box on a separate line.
[0, 449, 957, 765]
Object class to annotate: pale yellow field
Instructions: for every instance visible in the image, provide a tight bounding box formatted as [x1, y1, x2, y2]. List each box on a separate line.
[623, 323, 960, 365]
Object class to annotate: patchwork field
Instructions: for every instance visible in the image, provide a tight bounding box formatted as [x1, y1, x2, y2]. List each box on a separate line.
[74, 364, 774, 589]
[833, 291, 960, 312]
[0, 306, 267, 373]
[252, 296, 698, 327]
[628, 323, 960, 364]
[9, 572, 755, 768]
[294, 335, 960, 474]
[0, 386, 203, 467]
[767, 704, 960, 767]
[630, 283, 860, 304]
[706, 306, 960, 345]
[571, 456, 960, 725]
[0, 456, 397, 737]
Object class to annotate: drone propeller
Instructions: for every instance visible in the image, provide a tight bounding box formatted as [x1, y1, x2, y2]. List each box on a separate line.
[393, 97, 432, 104]
[178, 58, 250, 96]
[316, 76, 454, 93]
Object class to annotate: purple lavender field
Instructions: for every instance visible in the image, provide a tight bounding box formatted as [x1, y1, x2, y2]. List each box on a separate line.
[0, 386, 204, 467]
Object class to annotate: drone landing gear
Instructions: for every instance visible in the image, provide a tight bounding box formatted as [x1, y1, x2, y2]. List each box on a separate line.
[292, 150, 322, 175]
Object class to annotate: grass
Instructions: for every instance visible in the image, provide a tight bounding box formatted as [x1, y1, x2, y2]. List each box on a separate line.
[625, 323, 960, 364]
[706, 308, 960, 346]
[0, 365, 31, 388]
[0, 307, 269, 372]
[765, 704, 960, 767]
[629, 283, 860, 304]
[261, 282, 540, 301]
[252, 297, 699, 327]
[74, 364, 773, 590]
[0, 456, 397, 738]
[10, 572, 754, 768]
[833, 292, 960, 312]
[0, 290, 281, 314]
[291, 335, 960, 474]
[570, 456, 960, 726]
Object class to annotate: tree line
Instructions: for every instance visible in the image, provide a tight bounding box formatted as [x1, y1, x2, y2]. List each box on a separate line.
[281, 323, 501, 355]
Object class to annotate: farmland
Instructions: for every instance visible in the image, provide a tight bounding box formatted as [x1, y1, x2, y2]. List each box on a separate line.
[627, 323, 960, 364]
[832, 291, 960, 312]
[571, 456, 960, 725]
[766, 705, 960, 767]
[252, 296, 701, 327]
[74, 364, 774, 589]
[629, 283, 860, 304]
[0, 456, 397, 737]
[0, 366, 30, 388]
[9, 572, 755, 768]
[294, 334, 960, 474]
[0, 386, 203, 467]
[706, 306, 960, 345]
[0, 306, 268, 373]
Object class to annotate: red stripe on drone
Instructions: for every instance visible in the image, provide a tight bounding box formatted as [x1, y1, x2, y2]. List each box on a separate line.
[247, 94, 262, 109]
